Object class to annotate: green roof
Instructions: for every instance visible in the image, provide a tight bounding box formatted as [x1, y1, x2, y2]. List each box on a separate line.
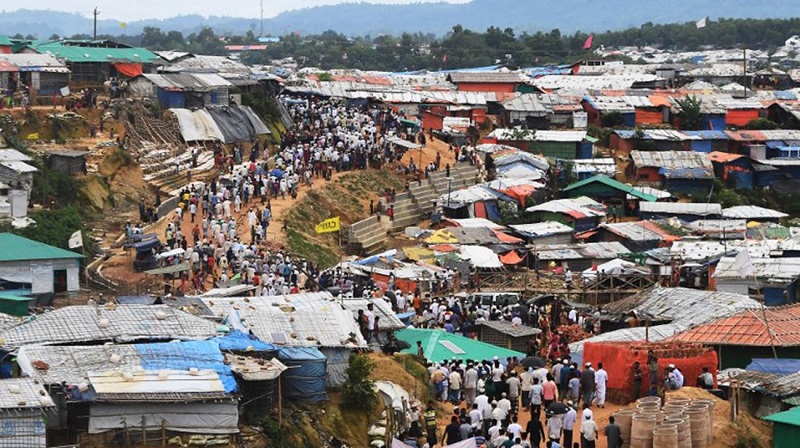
[395, 328, 524, 362]
[0, 233, 83, 262]
[0, 36, 12, 46]
[563, 175, 658, 202]
[33, 42, 161, 64]
[764, 405, 800, 426]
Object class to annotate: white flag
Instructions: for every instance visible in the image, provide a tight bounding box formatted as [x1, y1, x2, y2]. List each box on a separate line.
[696, 17, 707, 29]
[732, 248, 753, 277]
[68, 230, 83, 249]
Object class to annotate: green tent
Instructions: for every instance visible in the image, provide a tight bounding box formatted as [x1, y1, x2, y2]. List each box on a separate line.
[396, 328, 524, 363]
[0, 292, 33, 317]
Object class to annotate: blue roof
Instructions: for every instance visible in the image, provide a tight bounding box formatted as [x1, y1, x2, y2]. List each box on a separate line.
[277, 346, 326, 361]
[775, 91, 797, 101]
[438, 64, 504, 73]
[613, 130, 637, 139]
[135, 340, 237, 393]
[747, 358, 800, 375]
[214, 330, 277, 352]
[683, 130, 729, 140]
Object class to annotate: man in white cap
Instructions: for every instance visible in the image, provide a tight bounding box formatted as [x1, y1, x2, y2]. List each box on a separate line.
[464, 362, 479, 407]
[497, 392, 512, 425]
[520, 367, 534, 411]
[475, 388, 492, 434]
[562, 400, 577, 448]
[580, 408, 599, 448]
[507, 371, 521, 414]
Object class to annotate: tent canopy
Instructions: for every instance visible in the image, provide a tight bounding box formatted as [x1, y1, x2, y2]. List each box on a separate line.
[395, 328, 524, 362]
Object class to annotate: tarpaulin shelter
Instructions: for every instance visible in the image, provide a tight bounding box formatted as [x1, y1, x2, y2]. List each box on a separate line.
[747, 358, 800, 376]
[583, 341, 718, 403]
[277, 347, 328, 401]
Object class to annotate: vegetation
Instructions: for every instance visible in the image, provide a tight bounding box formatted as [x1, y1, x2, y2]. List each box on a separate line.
[23, 16, 800, 72]
[341, 354, 376, 412]
[675, 95, 704, 131]
[743, 118, 780, 130]
[0, 206, 91, 255]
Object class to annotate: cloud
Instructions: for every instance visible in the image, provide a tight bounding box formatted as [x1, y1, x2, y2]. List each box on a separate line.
[10, 0, 470, 21]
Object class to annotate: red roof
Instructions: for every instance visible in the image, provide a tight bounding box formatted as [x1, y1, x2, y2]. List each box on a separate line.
[0, 60, 18, 72]
[725, 130, 767, 142]
[363, 76, 392, 85]
[708, 151, 745, 163]
[668, 304, 800, 347]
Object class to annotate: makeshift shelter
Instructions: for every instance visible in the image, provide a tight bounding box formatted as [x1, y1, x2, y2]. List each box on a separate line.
[0, 305, 219, 349]
[203, 292, 367, 388]
[45, 149, 88, 175]
[126, 73, 233, 108]
[395, 328, 524, 362]
[582, 341, 718, 403]
[628, 150, 714, 193]
[225, 354, 287, 423]
[595, 221, 680, 252]
[438, 185, 507, 220]
[0, 233, 83, 297]
[0, 53, 69, 96]
[532, 242, 631, 272]
[508, 221, 573, 245]
[639, 202, 722, 222]
[714, 256, 800, 305]
[722, 205, 788, 222]
[526, 196, 606, 232]
[764, 406, 800, 448]
[276, 347, 328, 401]
[0, 378, 55, 448]
[475, 321, 541, 353]
[562, 176, 657, 212]
[459, 245, 504, 269]
[30, 40, 161, 82]
[669, 304, 800, 368]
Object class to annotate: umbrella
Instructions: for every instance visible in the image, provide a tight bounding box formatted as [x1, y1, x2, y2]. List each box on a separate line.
[270, 168, 284, 178]
[546, 402, 570, 415]
[520, 356, 545, 369]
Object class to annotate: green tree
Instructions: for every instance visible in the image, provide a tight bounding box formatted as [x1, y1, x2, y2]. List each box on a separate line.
[341, 354, 376, 412]
[675, 95, 704, 131]
[743, 118, 779, 130]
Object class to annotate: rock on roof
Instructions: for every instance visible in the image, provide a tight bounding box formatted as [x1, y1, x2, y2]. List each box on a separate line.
[0, 305, 219, 349]
[0, 378, 54, 410]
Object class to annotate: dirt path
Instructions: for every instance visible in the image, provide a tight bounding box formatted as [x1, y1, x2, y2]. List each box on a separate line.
[99, 136, 455, 289]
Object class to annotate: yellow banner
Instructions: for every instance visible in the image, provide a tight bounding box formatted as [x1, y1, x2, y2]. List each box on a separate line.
[26, 133, 39, 140]
[315, 216, 341, 234]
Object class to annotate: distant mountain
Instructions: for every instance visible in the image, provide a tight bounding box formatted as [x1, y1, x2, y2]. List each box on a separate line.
[2, 1, 800, 38]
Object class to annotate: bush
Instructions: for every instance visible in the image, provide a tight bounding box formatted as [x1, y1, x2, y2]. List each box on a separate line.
[0, 206, 92, 255]
[743, 118, 779, 130]
[341, 354, 376, 412]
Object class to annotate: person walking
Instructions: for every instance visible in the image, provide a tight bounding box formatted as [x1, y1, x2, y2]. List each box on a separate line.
[593, 363, 608, 408]
[580, 363, 595, 409]
[424, 401, 438, 446]
[526, 415, 546, 448]
[562, 402, 577, 448]
[631, 361, 643, 401]
[579, 410, 599, 448]
[605, 415, 622, 448]
[529, 378, 544, 423]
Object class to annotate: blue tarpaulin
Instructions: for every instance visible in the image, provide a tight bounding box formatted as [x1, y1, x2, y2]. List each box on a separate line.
[277, 347, 328, 401]
[747, 358, 800, 375]
[135, 340, 237, 393]
[214, 330, 277, 352]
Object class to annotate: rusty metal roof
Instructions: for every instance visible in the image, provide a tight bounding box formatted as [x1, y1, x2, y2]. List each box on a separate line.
[669, 304, 800, 347]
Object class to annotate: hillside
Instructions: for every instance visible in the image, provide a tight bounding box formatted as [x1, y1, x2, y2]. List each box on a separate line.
[4, 0, 800, 37]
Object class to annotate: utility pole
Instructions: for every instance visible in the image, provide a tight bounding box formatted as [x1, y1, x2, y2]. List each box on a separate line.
[93, 7, 99, 40]
[260, 0, 264, 37]
[743, 48, 747, 99]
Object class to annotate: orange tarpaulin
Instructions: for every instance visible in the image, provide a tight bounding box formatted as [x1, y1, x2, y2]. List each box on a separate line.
[636, 109, 664, 125]
[726, 110, 760, 127]
[492, 229, 523, 244]
[113, 62, 143, 78]
[499, 251, 525, 265]
[501, 185, 538, 205]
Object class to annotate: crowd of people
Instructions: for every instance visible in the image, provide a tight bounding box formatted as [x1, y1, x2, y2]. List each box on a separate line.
[399, 355, 617, 448]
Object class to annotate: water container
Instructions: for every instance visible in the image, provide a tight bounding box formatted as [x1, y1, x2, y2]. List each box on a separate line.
[684, 407, 708, 448]
[653, 426, 679, 448]
[630, 414, 657, 448]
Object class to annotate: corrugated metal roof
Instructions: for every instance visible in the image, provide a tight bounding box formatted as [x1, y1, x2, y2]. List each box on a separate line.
[199, 292, 367, 348]
[603, 287, 760, 327]
[0, 233, 82, 262]
[0, 305, 218, 349]
[448, 71, 527, 84]
[0, 53, 69, 72]
[478, 320, 541, 337]
[722, 205, 789, 220]
[669, 304, 800, 347]
[0, 59, 18, 72]
[639, 201, 722, 216]
[161, 54, 250, 74]
[35, 42, 161, 64]
[714, 256, 800, 282]
[600, 221, 677, 242]
[501, 94, 549, 113]
[0, 378, 54, 410]
[532, 242, 631, 261]
[526, 197, 606, 218]
[572, 158, 616, 174]
[510, 221, 573, 237]
[0, 148, 33, 162]
[0, 160, 38, 173]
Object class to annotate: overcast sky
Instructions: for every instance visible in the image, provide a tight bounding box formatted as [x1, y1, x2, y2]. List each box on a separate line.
[7, 1, 470, 21]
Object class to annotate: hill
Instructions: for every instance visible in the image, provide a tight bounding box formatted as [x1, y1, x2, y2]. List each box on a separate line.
[3, 0, 800, 38]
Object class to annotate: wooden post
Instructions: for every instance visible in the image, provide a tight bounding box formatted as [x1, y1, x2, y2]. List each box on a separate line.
[161, 419, 166, 446]
[142, 415, 147, 446]
[278, 377, 283, 425]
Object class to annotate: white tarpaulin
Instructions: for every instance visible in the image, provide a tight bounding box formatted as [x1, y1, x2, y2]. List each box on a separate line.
[582, 258, 649, 282]
[89, 402, 239, 434]
[0, 265, 33, 284]
[445, 440, 478, 448]
[171, 109, 225, 142]
[459, 245, 503, 269]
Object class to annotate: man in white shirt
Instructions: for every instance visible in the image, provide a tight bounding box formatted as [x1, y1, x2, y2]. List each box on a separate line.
[506, 371, 521, 414]
[497, 393, 511, 424]
[464, 363, 479, 407]
[562, 402, 577, 448]
[568, 308, 577, 323]
[520, 368, 534, 411]
[365, 304, 376, 342]
[488, 417, 502, 442]
[594, 362, 609, 408]
[580, 409, 599, 448]
[673, 364, 685, 388]
[475, 389, 492, 434]
[468, 403, 482, 430]
[448, 369, 462, 404]
[507, 414, 523, 441]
